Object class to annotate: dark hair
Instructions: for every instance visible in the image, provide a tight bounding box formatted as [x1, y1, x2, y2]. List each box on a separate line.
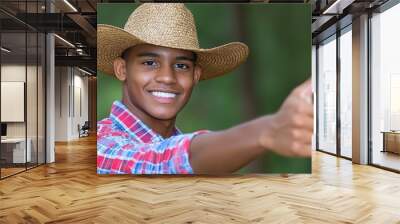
[121, 46, 134, 60]
[192, 52, 198, 63]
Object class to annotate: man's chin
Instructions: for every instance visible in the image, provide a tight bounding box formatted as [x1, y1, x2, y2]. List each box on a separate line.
[148, 110, 178, 121]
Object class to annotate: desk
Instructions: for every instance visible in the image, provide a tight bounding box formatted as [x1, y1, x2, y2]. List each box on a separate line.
[381, 131, 400, 154]
[1, 138, 31, 163]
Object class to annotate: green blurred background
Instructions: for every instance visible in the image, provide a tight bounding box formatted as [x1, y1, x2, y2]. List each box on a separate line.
[97, 3, 311, 173]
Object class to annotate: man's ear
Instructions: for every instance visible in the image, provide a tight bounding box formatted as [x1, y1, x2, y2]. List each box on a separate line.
[193, 65, 202, 85]
[113, 57, 127, 81]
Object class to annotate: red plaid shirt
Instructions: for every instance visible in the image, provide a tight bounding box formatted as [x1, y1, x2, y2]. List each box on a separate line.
[97, 100, 209, 174]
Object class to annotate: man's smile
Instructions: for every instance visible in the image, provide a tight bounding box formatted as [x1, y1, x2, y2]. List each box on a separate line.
[147, 89, 180, 104]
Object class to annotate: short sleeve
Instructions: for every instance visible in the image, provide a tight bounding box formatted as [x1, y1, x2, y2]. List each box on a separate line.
[97, 129, 211, 174]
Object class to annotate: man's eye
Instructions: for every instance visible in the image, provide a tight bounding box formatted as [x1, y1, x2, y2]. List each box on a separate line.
[143, 60, 156, 66]
[175, 63, 189, 70]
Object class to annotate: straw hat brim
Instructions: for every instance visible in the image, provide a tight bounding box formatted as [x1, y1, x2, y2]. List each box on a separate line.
[97, 24, 249, 80]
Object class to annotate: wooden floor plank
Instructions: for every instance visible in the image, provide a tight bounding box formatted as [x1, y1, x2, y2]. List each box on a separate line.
[0, 135, 399, 223]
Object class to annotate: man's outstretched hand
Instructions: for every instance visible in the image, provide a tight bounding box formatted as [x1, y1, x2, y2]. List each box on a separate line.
[258, 79, 314, 157]
[190, 79, 314, 173]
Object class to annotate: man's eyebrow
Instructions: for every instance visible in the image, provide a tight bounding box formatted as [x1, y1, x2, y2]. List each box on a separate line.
[176, 55, 196, 62]
[136, 52, 196, 62]
[137, 52, 159, 58]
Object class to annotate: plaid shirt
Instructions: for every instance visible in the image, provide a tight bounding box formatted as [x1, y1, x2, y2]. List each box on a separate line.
[97, 100, 209, 174]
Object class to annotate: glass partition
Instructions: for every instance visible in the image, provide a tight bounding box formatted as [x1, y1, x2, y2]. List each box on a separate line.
[317, 35, 337, 154]
[0, 1, 46, 179]
[1, 25, 28, 178]
[371, 3, 400, 171]
[339, 26, 352, 158]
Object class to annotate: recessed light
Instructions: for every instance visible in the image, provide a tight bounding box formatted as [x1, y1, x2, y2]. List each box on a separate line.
[77, 67, 93, 76]
[63, 0, 78, 12]
[54, 34, 75, 48]
[1, 47, 11, 53]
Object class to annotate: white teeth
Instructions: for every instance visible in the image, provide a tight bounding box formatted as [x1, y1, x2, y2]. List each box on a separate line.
[150, 91, 177, 98]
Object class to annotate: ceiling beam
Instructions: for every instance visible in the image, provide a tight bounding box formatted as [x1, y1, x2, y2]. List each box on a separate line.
[55, 55, 96, 70]
[67, 13, 97, 39]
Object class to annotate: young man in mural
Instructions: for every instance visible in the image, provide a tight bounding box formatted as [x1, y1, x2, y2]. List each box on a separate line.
[97, 3, 313, 174]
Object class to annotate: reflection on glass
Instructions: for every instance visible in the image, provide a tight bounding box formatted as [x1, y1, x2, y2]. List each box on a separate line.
[371, 3, 400, 171]
[318, 36, 337, 154]
[1, 30, 27, 177]
[0, 0, 47, 179]
[339, 28, 352, 158]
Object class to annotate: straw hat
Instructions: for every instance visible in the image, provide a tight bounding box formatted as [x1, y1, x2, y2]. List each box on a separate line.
[97, 3, 249, 80]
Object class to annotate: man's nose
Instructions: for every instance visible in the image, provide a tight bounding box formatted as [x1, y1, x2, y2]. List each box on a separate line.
[155, 64, 177, 84]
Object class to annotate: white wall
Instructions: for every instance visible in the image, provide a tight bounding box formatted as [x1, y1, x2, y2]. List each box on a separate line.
[1, 65, 37, 138]
[54, 67, 89, 141]
[1, 63, 46, 164]
[55, 66, 69, 141]
[72, 72, 89, 138]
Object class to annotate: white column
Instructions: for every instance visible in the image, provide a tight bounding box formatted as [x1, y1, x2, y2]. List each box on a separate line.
[46, 1, 55, 163]
[352, 14, 369, 164]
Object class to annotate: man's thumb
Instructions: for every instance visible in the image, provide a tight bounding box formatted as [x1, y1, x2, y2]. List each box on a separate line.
[296, 79, 312, 104]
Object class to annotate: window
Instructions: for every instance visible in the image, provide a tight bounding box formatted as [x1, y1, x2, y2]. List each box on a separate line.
[317, 35, 337, 154]
[370, 2, 400, 171]
[339, 27, 352, 158]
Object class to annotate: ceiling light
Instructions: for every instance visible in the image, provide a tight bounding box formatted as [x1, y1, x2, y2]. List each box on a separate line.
[63, 0, 78, 12]
[1, 47, 11, 53]
[77, 67, 93, 76]
[54, 34, 75, 48]
[322, 0, 354, 15]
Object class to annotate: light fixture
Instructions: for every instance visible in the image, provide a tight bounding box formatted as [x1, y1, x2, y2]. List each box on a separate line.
[77, 67, 93, 76]
[1, 47, 11, 53]
[63, 0, 78, 12]
[76, 48, 86, 55]
[322, 0, 354, 15]
[54, 34, 75, 48]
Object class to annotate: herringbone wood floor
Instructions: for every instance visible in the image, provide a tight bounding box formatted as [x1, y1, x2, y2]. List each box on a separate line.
[0, 135, 399, 224]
